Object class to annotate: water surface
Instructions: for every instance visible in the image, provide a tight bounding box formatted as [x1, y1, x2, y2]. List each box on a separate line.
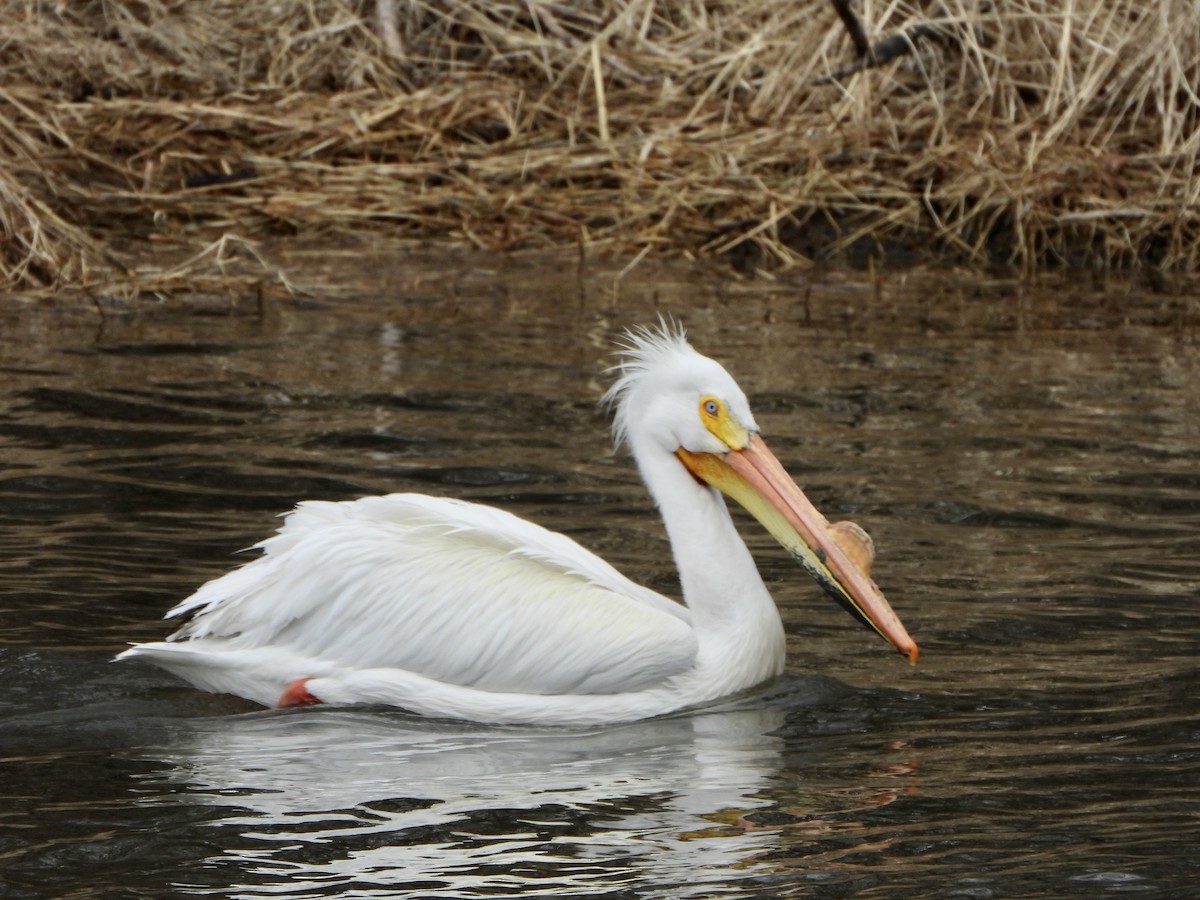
[2, 251, 1198, 897]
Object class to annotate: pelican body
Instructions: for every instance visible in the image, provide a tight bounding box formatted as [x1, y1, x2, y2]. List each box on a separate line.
[118, 325, 917, 725]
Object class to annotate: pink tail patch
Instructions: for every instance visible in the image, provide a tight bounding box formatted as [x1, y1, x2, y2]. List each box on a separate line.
[278, 678, 321, 708]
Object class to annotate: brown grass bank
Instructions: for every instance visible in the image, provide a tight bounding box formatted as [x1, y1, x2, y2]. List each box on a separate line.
[2, 0, 1198, 295]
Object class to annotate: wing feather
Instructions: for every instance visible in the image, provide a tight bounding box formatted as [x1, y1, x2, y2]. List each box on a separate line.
[167, 494, 697, 695]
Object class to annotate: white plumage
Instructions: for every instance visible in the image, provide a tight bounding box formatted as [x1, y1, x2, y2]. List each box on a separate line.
[118, 323, 917, 724]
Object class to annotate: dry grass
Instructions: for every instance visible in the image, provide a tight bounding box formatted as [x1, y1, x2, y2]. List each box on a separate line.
[1, 0, 1198, 294]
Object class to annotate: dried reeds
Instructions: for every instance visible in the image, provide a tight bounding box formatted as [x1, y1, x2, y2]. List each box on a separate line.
[1, 0, 1198, 293]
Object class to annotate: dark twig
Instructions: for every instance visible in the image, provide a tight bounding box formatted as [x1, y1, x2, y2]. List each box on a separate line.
[829, 0, 872, 59]
[821, 0, 961, 85]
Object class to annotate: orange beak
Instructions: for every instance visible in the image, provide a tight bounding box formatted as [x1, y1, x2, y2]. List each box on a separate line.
[678, 433, 919, 663]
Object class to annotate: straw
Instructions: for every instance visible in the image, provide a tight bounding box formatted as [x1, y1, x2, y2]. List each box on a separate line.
[1, 0, 1197, 295]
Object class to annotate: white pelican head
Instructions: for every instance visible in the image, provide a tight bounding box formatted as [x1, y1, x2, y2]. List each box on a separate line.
[606, 322, 919, 663]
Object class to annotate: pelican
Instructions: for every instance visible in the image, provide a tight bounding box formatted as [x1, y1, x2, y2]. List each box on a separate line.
[118, 323, 918, 725]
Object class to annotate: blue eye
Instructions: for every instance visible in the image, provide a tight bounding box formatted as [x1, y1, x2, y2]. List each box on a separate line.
[703, 399, 720, 416]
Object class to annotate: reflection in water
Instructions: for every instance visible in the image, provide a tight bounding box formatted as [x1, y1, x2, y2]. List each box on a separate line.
[142, 706, 787, 897]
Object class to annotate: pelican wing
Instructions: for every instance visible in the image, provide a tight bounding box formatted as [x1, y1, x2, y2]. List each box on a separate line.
[166, 494, 697, 695]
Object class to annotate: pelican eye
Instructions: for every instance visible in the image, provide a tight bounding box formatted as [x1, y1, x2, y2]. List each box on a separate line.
[699, 395, 750, 450]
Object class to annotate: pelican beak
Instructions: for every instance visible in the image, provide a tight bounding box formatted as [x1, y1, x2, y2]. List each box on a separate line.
[677, 433, 919, 663]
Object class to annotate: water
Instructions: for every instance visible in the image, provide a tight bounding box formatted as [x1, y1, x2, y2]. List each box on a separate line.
[2, 250, 1198, 897]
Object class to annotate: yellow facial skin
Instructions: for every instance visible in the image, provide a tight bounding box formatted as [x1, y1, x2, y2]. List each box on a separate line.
[698, 395, 750, 450]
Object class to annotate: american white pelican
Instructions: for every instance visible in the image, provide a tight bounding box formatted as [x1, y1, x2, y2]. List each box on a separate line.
[118, 323, 918, 725]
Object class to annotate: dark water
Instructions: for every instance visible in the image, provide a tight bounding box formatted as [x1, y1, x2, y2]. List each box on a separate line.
[2, 251, 1198, 898]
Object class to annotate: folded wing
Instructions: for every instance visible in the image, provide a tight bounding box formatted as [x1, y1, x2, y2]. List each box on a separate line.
[163, 494, 698, 695]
